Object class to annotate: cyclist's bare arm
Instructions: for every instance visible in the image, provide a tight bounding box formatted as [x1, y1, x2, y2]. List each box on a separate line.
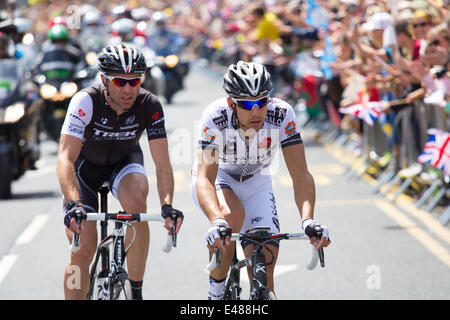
[196, 149, 221, 222]
[56, 134, 83, 232]
[149, 138, 174, 206]
[195, 148, 228, 252]
[282, 144, 319, 237]
[149, 138, 180, 232]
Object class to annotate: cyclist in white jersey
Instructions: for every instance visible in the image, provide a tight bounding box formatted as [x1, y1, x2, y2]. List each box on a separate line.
[191, 61, 331, 299]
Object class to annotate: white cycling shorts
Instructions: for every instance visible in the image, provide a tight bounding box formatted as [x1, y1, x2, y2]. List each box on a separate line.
[190, 169, 281, 242]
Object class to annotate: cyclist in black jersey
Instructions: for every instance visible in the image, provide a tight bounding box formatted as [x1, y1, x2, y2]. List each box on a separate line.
[56, 44, 184, 300]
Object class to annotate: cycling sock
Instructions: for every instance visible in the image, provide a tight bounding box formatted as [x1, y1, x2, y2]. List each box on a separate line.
[129, 280, 143, 300]
[208, 276, 226, 300]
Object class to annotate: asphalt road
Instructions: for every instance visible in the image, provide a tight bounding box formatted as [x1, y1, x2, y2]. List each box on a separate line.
[0, 64, 449, 300]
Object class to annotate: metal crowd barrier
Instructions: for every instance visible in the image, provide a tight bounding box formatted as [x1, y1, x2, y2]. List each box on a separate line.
[301, 97, 449, 226]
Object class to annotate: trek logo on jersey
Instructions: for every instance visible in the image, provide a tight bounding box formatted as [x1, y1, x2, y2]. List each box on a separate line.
[93, 128, 137, 140]
[78, 108, 86, 117]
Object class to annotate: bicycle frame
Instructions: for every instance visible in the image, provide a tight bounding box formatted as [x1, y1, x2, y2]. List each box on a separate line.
[226, 228, 278, 300]
[71, 183, 172, 300]
[87, 185, 129, 300]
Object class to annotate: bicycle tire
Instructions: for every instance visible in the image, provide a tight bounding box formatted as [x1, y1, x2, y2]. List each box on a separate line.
[262, 290, 277, 300]
[223, 258, 251, 300]
[86, 249, 103, 300]
[111, 274, 133, 300]
[223, 277, 240, 300]
[251, 288, 277, 300]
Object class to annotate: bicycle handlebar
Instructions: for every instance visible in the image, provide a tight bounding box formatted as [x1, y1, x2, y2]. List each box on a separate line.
[205, 232, 324, 272]
[70, 212, 173, 253]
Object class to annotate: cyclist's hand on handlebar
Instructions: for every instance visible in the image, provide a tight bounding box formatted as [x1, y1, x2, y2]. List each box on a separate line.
[161, 204, 184, 234]
[303, 219, 331, 250]
[64, 205, 87, 233]
[205, 218, 232, 255]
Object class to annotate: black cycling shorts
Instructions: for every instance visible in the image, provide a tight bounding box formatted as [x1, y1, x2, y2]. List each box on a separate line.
[68, 149, 146, 213]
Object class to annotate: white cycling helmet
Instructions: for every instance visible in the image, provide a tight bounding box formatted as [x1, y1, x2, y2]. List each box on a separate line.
[223, 61, 272, 98]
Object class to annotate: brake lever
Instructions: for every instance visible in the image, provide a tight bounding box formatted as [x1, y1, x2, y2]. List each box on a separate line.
[71, 209, 83, 252]
[215, 227, 228, 269]
[171, 213, 177, 248]
[316, 229, 325, 268]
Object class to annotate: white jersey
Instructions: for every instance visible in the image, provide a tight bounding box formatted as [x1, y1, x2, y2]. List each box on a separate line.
[194, 97, 302, 181]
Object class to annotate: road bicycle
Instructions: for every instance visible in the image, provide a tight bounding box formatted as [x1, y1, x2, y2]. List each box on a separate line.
[71, 182, 175, 300]
[206, 226, 325, 300]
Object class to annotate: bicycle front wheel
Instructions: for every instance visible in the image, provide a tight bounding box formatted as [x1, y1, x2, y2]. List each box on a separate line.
[111, 273, 133, 300]
[262, 290, 277, 300]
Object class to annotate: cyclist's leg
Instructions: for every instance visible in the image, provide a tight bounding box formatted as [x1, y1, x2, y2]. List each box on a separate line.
[240, 179, 280, 293]
[64, 221, 98, 299]
[110, 151, 148, 289]
[63, 157, 102, 300]
[191, 170, 245, 299]
[210, 186, 245, 280]
[115, 172, 149, 280]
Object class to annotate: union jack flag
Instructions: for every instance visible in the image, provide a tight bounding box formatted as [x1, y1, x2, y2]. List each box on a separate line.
[339, 101, 382, 126]
[417, 128, 450, 176]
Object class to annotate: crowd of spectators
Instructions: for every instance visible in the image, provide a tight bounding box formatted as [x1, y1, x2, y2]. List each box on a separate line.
[2, 0, 449, 184]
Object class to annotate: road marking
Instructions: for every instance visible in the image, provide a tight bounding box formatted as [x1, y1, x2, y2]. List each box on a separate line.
[24, 165, 56, 178]
[0, 215, 50, 286]
[309, 163, 345, 175]
[278, 174, 332, 187]
[316, 198, 375, 207]
[15, 214, 49, 245]
[239, 264, 299, 283]
[313, 174, 332, 186]
[320, 135, 450, 263]
[285, 198, 375, 208]
[0, 254, 18, 285]
[395, 199, 450, 246]
[374, 200, 450, 268]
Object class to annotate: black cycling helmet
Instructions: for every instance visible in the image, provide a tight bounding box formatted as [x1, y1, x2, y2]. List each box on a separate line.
[97, 43, 146, 75]
[223, 61, 272, 98]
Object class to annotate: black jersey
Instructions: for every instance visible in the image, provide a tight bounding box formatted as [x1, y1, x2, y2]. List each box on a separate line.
[61, 84, 167, 165]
